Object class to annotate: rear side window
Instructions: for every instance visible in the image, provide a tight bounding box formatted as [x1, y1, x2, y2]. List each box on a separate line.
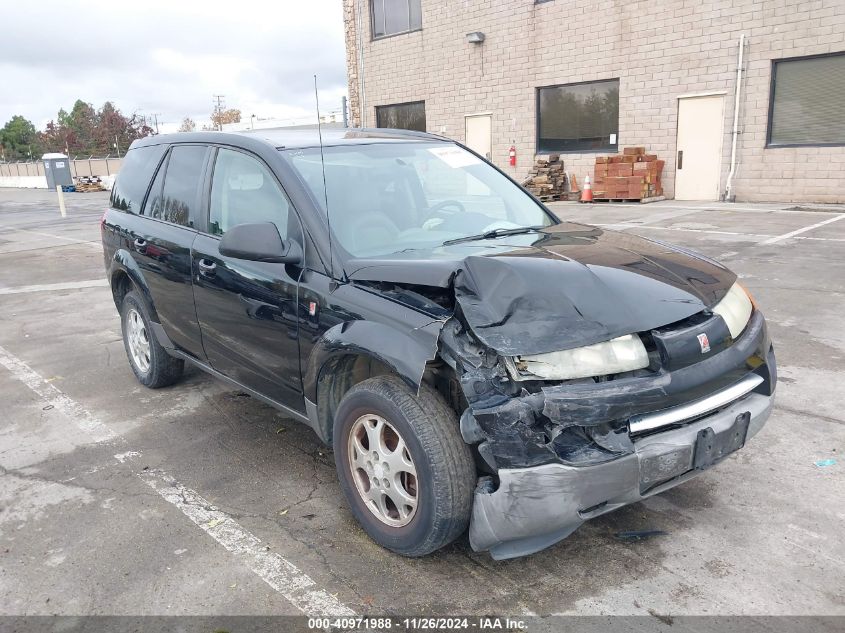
[110, 144, 166, 213]
[152, 145, 207, 227]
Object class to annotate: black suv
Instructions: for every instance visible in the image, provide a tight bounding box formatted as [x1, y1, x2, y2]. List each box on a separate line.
[102, 130, 776, 560]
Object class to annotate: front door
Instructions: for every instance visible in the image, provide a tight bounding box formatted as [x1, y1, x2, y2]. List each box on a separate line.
[675, 95, 725, 200]
[192, 147, 304, 410]
[465, 114, 492, 161]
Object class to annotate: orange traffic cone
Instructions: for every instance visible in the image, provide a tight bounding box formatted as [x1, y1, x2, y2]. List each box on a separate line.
[580, 175, 593, 203]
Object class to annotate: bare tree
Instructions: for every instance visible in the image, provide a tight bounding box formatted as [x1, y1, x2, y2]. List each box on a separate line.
[210, 108, 242, 130]
[177, 117, 196, 133]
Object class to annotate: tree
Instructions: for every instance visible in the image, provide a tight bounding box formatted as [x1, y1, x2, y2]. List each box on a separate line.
[178, 117, 196, 133]
[210, 108, 241, 130]
[0, 115, 42, 161]
[39, 100, 153, 156]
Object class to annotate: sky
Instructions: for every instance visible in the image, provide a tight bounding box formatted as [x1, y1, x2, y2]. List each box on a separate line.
[0, 0, 348, 133]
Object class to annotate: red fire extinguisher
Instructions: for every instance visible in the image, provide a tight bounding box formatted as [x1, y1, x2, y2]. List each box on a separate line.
[509, 145, 517, 167]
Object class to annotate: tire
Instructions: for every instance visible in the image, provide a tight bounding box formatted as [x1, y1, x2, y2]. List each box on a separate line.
[120, 290, 184, 388]
[333, 375, 476, 557]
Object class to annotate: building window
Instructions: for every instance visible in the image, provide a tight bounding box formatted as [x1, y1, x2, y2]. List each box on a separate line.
[537, 79, 619, 153]
[371, 0, 422, 39]
[375, 101, 426, 132]
[767, 52, 845, 147]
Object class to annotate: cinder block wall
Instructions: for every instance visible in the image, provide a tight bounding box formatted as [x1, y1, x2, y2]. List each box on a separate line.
[344, 0, 845, 203]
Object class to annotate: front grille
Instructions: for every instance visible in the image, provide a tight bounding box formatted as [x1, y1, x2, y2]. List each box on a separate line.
[628, 374, 763, 436]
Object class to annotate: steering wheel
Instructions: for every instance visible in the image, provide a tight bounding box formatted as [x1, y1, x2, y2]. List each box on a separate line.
[425, 199, 466, 219]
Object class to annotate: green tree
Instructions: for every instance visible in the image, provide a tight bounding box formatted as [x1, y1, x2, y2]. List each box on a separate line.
[0, 115, 42, 161]
[40, 100, 153, 156]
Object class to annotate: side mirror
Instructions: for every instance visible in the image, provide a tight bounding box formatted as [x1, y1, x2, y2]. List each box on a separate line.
[218, 222, 302, 264]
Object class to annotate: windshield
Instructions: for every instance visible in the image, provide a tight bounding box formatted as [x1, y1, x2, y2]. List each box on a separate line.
[280, 141, 556, 257]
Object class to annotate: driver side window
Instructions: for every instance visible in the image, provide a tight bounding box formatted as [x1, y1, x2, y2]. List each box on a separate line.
[209, 149, 290, 238]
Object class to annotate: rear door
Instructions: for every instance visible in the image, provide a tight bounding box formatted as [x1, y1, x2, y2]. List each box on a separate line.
[192, 147, 305, 410]
[120, 144, 209, 359]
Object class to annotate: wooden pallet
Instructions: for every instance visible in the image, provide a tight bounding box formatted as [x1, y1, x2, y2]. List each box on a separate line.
[589, 196, 666, 204]
[74, 183, 104, 193]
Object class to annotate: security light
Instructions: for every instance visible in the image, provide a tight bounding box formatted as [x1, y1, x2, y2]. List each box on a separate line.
[466, 31, 485, 44]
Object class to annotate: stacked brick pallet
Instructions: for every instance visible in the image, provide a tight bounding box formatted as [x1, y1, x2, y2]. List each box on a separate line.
[523, 154, 567, 201]
[593, 147, 664, 201]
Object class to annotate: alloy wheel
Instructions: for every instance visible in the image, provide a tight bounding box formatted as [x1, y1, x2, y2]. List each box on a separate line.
[126, 308, 151, 375]
[347, 413, 418, 527]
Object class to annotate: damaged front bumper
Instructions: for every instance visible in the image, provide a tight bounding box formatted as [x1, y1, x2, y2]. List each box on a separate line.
[459, 307, 777, 559]
[469, 388, 774, 559]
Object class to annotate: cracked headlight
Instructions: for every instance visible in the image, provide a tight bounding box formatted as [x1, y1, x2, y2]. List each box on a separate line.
[712, 281, 753, 338]
[509, 334, 649, 381]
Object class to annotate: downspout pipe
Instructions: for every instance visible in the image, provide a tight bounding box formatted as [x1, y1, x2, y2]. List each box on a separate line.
[725, 34, 746, 202]
[356, 0, 366, 127]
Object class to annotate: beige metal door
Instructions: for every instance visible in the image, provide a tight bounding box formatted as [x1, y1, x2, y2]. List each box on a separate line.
[675, 96, 725, 200]
[465, 114, 492, 160]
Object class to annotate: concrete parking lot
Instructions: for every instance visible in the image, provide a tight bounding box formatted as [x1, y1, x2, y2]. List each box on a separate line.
[0, 188, 843, 619]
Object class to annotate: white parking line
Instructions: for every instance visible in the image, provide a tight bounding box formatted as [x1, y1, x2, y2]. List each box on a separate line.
[0, 342, 355, 617]
[595, 222, 845, 244]
[142, 470, 355, 616]
[0, 225, 103, 250]
[759, 214, 845, 245]
[0, 279, 108, 295]
[0, 344, 117, 443]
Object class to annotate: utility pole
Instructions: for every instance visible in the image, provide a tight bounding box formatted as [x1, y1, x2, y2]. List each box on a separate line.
[212, 95, 226, 131]
[151, 113, 161, 134]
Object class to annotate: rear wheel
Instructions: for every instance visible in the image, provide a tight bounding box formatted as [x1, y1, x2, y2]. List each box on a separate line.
[120, 290, 183, 388]
[333, 375, 476, 556]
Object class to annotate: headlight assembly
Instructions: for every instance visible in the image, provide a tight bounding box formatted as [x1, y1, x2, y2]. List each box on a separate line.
[508, 334, 650, 381]
[712, 281, 753, 338]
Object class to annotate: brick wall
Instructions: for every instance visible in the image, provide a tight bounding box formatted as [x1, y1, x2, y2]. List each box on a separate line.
[344, 0, 845, 203]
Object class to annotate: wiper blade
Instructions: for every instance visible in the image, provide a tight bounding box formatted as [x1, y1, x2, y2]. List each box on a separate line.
[441, 226, 544, 246]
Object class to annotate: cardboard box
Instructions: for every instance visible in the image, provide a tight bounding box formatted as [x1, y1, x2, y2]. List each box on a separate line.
[623, 146, 646, 156]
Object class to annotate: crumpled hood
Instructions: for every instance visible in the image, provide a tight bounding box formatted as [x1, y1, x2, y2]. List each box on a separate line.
[347, 223, 736, 355]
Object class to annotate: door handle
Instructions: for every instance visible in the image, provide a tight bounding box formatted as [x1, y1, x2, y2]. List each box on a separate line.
[133, 238, 147, 253]
[198, 258, 217, 277]
[677, 150, 684, 170]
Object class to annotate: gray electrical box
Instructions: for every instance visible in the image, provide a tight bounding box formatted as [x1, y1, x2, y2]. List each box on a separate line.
[42, 153, 73, 189]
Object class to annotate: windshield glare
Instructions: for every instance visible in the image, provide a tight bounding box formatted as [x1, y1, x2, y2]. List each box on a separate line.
[280, 142, 555, 257]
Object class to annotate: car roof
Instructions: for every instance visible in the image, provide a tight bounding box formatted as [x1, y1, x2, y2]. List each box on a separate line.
[130, 128, 450, 151]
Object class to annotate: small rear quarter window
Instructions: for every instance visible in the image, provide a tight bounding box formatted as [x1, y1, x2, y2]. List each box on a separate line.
[110, 144, 167, 214]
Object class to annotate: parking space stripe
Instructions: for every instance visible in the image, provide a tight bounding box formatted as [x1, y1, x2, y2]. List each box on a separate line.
[0, 343, 117, 443]
[0, 225, 103, 250]
[142, 470, 356, 616]
[0, 279, 108, 295]
[759, 214, 845, 245]
[0, 342, 356, 617]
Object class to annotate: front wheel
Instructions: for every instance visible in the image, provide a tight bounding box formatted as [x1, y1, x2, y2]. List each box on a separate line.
[333, 375, 476, 557]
